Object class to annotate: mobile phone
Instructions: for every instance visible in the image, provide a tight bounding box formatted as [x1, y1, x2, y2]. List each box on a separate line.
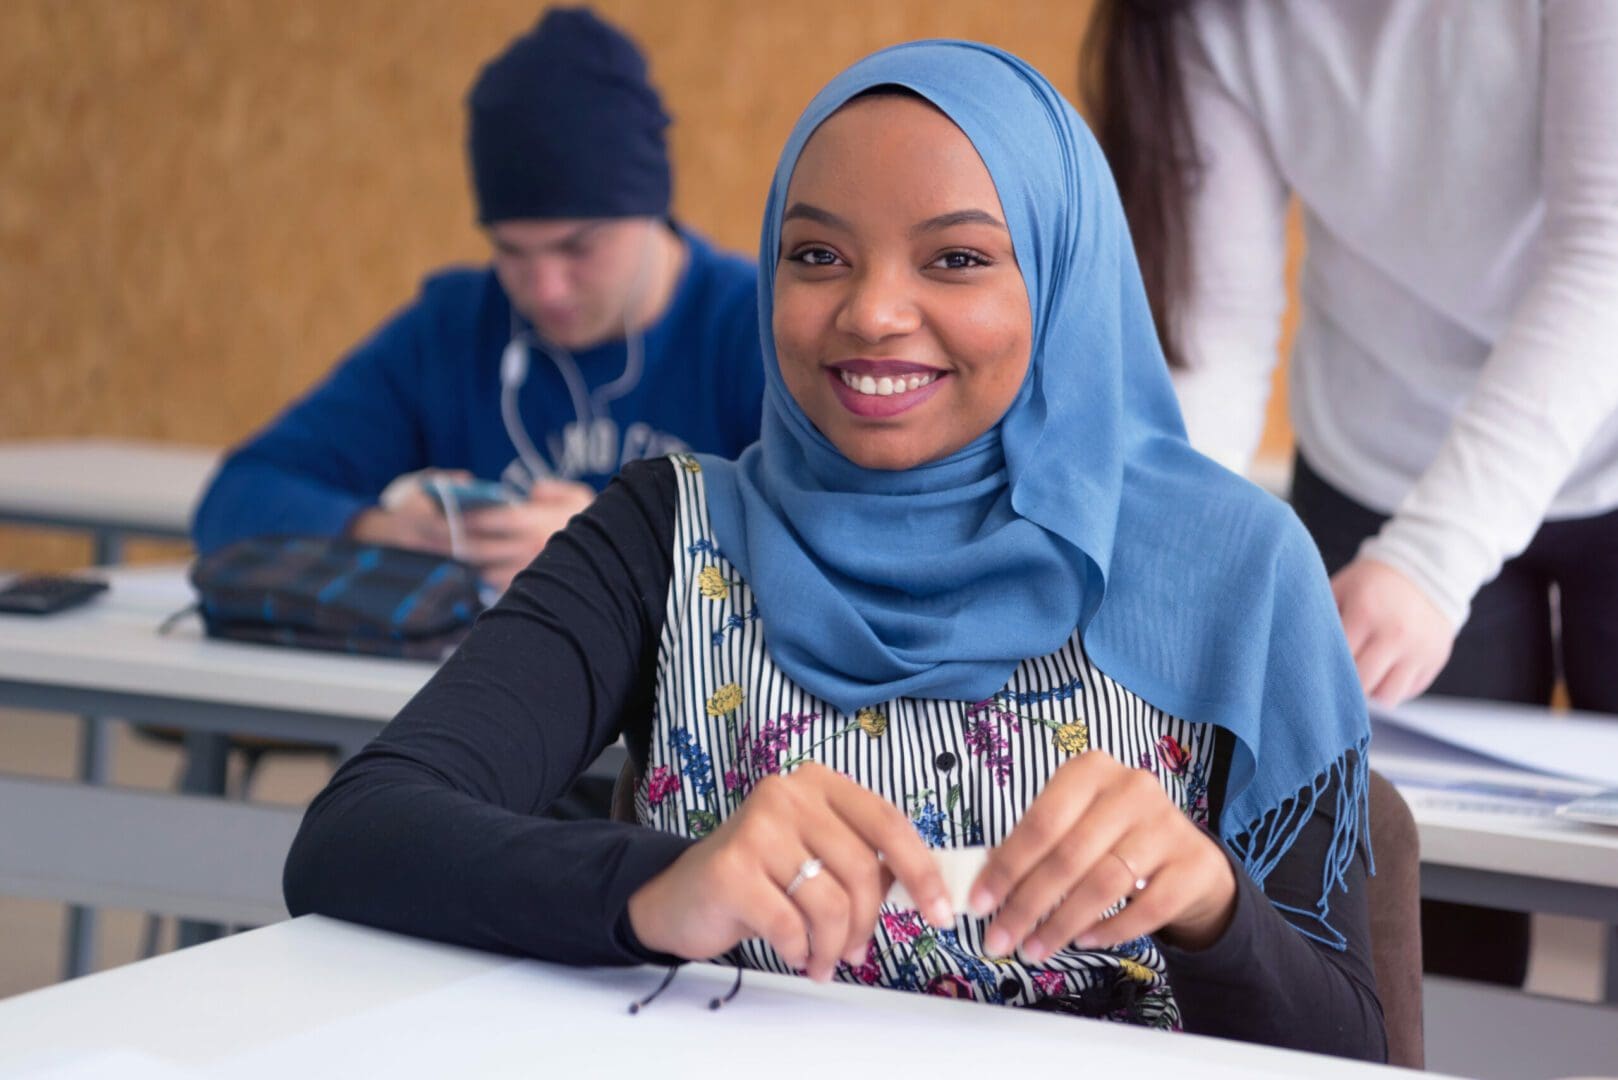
[0, 574, 110, 615]
[420, 477, 520, 513]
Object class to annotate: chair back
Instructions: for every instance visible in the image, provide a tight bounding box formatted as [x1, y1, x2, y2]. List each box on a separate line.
[1367, 768, 1425, 1068]
[611, 760, 641, 824]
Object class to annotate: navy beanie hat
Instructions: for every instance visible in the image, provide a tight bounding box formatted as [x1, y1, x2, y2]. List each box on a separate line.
[467, 7, 672, 223]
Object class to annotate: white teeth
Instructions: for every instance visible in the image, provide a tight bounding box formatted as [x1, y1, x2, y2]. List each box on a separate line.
[838, 370, 940, 396]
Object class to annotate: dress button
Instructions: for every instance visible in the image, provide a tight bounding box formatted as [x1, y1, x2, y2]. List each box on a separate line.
[999, 975, 1022, 999]
[935, 751, 957, 772]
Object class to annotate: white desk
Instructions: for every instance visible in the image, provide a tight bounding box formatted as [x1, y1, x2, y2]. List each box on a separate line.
[0, 567, 436, 928]
[0, 566, 431, 751]
[0, 438, 220, 972]
[0, 915, 1436, 1079]
[0, 439, 219, 552]
[0, 567, 628, 931]
[1371, 704, 1618, 1001]
[0, 438, 219, 542]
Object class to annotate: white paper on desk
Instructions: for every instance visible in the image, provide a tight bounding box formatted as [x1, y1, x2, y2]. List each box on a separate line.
[0, 1049, 202, 1080]
[211, 959, 1284, 1079]
[1374, 699, 1618, 788]
[885, 845, 986, 914]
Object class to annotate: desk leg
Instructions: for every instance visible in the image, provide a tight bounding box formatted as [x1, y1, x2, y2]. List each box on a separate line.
[62, 716, 116, 978]
[174, 732, 231, 949]
[62, 529, 129, 977]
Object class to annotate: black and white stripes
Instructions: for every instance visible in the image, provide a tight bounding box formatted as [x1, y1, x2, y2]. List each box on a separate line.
[636, 457, 1216, 1028]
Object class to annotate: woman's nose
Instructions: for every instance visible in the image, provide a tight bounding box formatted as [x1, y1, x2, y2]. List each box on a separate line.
[834, 265, 922, 343]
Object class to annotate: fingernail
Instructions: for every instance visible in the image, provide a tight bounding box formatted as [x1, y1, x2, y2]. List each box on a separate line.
[1022, 938, 1047, 964]
[1074, 933, 1098, 950]
[968, 887, 994, 918]
[984, 927, 1009, 956]
[928, 898, 954, 927]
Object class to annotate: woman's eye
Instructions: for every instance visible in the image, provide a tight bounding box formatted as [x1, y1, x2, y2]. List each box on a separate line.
[789, 246, 842, 267]
[933, 250, 990, 270]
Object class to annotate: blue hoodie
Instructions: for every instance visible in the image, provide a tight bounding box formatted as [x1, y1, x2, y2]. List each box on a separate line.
[192, 230, 761, 554]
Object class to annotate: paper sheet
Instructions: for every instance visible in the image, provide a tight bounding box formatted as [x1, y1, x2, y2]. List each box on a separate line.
[209, 959, 1292, 1080]
[1374, 698, 1618, 788]
[885, 844, 987, 914]
[0, 1050, 202, 1080]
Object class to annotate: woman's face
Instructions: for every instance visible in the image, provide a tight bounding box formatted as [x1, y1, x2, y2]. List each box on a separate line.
[774, 94, 1032, 471]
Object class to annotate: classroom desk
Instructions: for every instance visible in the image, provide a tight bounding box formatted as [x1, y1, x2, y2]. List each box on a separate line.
[0, 566, 627, 931]
[0, 438, 219, 553]
[0, 914, 1435, 1080]
[0, 566, 434, 929]
[1370, 704, 1618, 1004]
[5, 567, 1616, 1076]
[0, 438, 221, 973]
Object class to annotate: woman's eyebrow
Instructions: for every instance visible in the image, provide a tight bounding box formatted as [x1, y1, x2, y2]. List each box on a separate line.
[782, 202, 850, 229]
[912, 209, 1007, 234]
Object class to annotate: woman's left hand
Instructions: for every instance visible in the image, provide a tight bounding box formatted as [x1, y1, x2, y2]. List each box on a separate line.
[968, 750, 1236, 962]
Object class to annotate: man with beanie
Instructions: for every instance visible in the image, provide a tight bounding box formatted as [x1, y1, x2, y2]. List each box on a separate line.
[192, 7, 763, 593]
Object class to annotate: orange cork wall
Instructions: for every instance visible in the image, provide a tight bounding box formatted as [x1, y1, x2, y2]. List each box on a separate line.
[0, 1, 1295, 570]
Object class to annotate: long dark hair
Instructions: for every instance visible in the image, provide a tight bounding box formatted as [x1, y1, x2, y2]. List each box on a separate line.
[1082, 1, 1200, 368]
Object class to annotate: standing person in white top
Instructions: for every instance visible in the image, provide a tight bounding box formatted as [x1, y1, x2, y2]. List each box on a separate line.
[1084, 0, 1618, 987]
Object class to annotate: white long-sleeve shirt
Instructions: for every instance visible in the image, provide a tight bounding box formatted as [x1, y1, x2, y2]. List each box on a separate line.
[1170, 0, 1618, 626]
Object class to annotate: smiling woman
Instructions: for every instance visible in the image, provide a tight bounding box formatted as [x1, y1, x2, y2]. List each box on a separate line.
[773, 92, 1031, 470]
[284, 40, 1386, 1062]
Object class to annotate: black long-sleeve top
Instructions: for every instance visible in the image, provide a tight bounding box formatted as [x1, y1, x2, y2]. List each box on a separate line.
[283, 458, 1386, 1062]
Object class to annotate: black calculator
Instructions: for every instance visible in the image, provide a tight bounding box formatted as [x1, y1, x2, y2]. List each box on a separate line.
[0, 574, 110, 615]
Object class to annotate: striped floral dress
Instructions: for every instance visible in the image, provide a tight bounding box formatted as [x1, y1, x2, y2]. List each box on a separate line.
[635, 456, 1217, 1028]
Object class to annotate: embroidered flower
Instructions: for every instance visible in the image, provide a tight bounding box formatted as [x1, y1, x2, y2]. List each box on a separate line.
[679, 456, 702, 473]
[1032, 969, 1069, 996]
[843, 939, 882, 985]
[723, 769, 750, 796]
[1155, 735, 1191, 776]
[881, 910, 925, 944]
[963, 715, 1014, 785]
[645, 764, 680, 807]
[1007, 677, 1084, 706]
[710, 603, 760, 647]
[911, 802, 948, 848]
[697, 566, 732, 601]
[924, 972, 974, 999]
[856, 707, 888, 738]
[1053, 721, 1089, 755]
[1117, 958, 1157, 984]
[669, 728, 716, 799]
[705, 683, 744, 717]
[748, 712, 818, 775]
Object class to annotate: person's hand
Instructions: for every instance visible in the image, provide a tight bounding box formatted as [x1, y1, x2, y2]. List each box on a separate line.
[458, 480, 596, 591]
[1330, 556, 1455, 706]
[347, 472, 465, 554]
[969, 750, 1236, 960]
[626, 762, 954, 982]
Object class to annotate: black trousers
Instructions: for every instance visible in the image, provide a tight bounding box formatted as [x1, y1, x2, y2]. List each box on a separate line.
[1291, 454, 1618, 986]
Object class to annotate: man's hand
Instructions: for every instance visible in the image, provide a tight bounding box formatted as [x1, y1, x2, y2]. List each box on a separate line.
[349, 473, 596, 593]
[1331, 557, 1457, 706]
[462, 480, 596, 591]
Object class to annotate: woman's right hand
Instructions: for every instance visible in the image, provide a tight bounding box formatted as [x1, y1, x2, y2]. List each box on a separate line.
[626, 761, 953, 982]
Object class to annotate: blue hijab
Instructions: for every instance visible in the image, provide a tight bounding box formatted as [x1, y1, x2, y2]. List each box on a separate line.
[697, 41, 1369, 940]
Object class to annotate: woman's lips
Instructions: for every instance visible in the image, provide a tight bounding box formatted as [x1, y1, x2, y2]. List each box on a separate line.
[825, 365, 949, 419]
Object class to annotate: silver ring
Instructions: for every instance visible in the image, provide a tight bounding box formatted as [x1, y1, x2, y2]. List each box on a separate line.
[1110, 851, 1149, 893]
[785, 857, 824, 898]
